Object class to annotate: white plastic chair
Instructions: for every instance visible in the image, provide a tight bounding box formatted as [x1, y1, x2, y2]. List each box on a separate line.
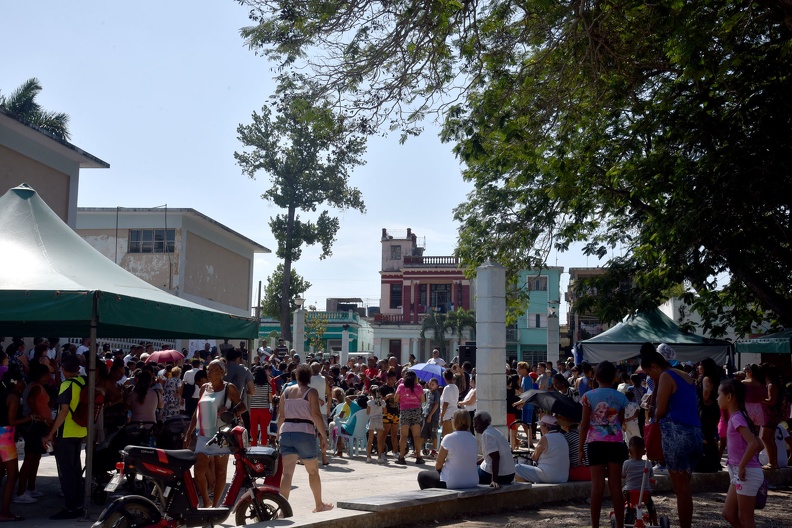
[337, 409, 369, 457]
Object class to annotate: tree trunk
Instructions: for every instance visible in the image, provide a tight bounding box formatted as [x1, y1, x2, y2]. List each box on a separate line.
[279, 204, 296, 343]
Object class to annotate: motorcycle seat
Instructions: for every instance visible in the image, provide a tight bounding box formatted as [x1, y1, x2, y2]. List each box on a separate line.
[124, 446, 196, 473]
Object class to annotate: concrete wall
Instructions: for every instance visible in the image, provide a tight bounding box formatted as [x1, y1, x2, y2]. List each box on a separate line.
[0, 144, 71, 223]
[184, 231, 250, 311]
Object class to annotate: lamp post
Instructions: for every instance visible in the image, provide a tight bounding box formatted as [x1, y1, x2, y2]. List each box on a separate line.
[341, 324, 350, 366]
[547, 300, 560, 364]
[293, 296, 305, 357]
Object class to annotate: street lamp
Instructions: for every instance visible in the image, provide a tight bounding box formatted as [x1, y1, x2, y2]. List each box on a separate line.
[293, 295, 305, 356]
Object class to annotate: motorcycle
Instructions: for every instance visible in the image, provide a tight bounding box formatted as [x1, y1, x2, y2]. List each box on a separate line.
[91, 410, 292, 527]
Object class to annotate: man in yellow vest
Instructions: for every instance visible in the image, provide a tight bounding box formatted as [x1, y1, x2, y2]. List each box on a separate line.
[42, 354, 87, 519]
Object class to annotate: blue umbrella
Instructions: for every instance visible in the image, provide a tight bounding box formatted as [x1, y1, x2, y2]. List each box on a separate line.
[408, 363, 447, 386]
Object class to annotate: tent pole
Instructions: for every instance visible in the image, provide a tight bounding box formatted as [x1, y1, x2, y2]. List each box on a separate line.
[82, 295, 98, 518]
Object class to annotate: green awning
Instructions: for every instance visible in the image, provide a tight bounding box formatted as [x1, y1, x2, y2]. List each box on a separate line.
[735, 330, 792, 354]
[0, 183, 258, 339]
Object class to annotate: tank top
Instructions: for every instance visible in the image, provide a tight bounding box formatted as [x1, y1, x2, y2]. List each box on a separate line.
[280, 386, 317, 435]
[663, 369, 700, 427]
[536, 432, 570, 482]
[196, 383, 231, 437]
[249, 382, 271, 409]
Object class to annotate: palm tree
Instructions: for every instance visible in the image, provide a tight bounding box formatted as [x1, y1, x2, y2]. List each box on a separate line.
[447, 308, 476, 341]
[0, 78, 70, 140]
[420, 311, 454, 358]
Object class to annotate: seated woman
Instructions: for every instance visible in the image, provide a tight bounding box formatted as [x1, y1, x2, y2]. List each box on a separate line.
[417, 410, 479, 489]
[515, 415, 570, 483]
[558, 415, 591, 481]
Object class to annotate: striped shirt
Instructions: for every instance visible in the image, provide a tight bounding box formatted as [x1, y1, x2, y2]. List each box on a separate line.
[249, 382, 271, 409]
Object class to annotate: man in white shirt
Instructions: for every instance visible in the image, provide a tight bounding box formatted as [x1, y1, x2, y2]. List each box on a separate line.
[439, 369, 459, 437]
[474, 411, 516, 487]
[759, 424, 792, 469]
[75, 337, 91, 356]
[427, 348, 447, 366]
[535, 362, 550, 391]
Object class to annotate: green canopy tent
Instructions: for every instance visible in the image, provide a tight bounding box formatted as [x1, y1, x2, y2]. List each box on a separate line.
[578, 309, 732, 366]
[735, 330, 792, 354]
[0, 183, 259, 514]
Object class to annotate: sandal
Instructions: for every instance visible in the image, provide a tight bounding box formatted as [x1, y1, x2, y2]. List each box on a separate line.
[0, 515, 24, 522]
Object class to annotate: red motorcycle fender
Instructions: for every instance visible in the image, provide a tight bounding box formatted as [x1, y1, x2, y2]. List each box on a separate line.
[92, 495, 162, 527]
[231, 485, 283, 514]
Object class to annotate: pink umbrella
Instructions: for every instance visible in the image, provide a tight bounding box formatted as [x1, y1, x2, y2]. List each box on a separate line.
[144, 349, 184, 364]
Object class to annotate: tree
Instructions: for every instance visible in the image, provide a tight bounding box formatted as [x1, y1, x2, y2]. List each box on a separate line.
[260, 264, 312, 321]
[0, 78, 70, 140]
[304, 309, 329, 353]
[446, 308, 476, 341]
[239, 1, 792, 336]
[236, 81, 367, 341]
[420, 311, 454, 358]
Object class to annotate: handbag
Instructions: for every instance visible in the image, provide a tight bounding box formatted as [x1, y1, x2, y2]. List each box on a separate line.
[755, 477, 769, 509]
[644, 421, 665, 464]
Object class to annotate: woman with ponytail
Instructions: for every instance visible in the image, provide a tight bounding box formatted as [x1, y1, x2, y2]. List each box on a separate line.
[717, 378, 762, 528]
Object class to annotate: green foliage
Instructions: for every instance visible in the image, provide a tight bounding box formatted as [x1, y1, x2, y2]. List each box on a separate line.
[236, 80, 367, 340]
[304, 310, 329, 352]
[239, 0, 792, 336]
[446, 308, 476, 340]
[261, 264, 312, 320]
[0, 77, 70, 140]
[420, 311, 454, 356]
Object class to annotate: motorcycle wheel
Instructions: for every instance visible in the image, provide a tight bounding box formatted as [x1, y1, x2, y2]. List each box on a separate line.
[235, 491, 293, 525]
[103, 499, 158, 528]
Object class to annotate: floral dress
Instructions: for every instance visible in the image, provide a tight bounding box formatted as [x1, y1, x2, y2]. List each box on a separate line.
[161, 376, 183, 420]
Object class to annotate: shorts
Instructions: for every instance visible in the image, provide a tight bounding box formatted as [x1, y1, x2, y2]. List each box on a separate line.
[587, 441, 628, 466]
[507, 413, 517, 427]
[368, 416, 384, 431]
[280, 431, 318, 460]
[728, 465, 764, 496]
[195, 434, 231, 456]
[24, 421, 49, 454]
[383, 412, 399, 425]
[0, 426, 18, 462]
[521, 405, 534, 424]
[421, 420, 439, 440]
[659, 419, 703, 473]
[399, 407, 423, 428]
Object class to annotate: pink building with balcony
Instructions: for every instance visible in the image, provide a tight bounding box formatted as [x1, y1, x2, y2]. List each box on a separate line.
[374, 228, 473, 361]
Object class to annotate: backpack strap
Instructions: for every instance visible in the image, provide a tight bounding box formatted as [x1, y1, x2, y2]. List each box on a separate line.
[65, 377, 85, 415]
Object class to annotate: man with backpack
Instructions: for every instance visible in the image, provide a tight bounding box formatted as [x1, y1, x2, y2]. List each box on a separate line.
[41, 354, 87, 519]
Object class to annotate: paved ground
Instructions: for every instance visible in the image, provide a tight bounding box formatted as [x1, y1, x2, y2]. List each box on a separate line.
[414, 488, 792, 528]
[14, 447, 792, 527]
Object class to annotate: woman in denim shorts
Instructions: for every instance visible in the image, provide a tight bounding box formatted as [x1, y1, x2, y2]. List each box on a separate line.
[277, 364, 333, 513]
[394, 370, 426, 465]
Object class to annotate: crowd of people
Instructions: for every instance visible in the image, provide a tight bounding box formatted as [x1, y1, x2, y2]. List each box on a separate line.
[0, 335, 789, 527]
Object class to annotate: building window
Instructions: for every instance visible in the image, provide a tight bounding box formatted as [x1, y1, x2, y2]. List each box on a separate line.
[390, 245, 401, 260]
[390, 284, 402, 309]
[527, 276, 548, 291]
[529, 313, 547, 328]
[129, 229, 175, 253]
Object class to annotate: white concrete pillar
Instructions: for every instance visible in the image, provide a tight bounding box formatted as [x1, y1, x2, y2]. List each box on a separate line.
[450, 337, 458, 362]
[475, 259, 507, 435]
[411, 338, 419, 364]
[341, 326, 350, 366]
[293, 308, 305, 357]
[373, 337, 382, 359]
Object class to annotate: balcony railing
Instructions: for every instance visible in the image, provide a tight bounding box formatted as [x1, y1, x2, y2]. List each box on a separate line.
[372, 313, 429, 325]
[403, 255, 460, 267]
[506, 328, 519, 342]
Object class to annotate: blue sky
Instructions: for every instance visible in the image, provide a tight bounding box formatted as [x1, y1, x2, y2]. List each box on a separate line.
[2, 1, 597, 319]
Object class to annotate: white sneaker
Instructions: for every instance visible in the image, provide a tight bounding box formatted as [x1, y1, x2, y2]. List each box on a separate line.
[13, 491, 37, 504]
[366, 457, 373, 463]
[653, 464, 669, 475]
[29, 489, 45, 498]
